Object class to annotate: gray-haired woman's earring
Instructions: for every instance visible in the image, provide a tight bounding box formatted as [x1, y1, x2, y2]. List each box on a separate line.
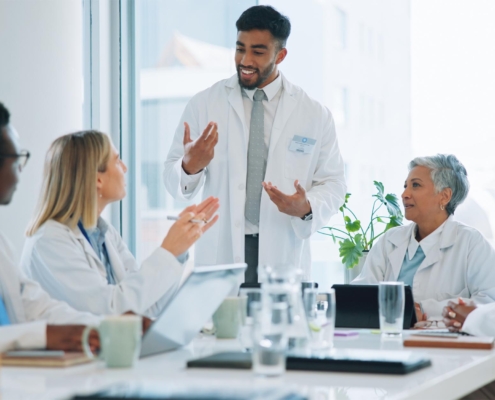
[99, 194, 102, 198]
[440, 204, 445, 211]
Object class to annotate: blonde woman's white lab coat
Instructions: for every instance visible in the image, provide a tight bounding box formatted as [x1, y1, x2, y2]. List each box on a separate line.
[163, 73, 346, 278]
[21, 219, 186, 317]
[352, 217, 495, 318]
[0, 232, 100, 352]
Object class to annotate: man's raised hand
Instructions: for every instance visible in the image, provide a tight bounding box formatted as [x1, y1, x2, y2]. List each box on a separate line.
[182, 121, 218, 175]
[262, 180, 311, 218]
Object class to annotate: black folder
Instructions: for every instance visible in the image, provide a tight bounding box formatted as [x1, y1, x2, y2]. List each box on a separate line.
[187, 351, 431, 375]
[332, 284, 418, 329]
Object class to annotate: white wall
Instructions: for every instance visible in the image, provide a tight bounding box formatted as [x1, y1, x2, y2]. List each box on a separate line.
[0, 0, 84, 259]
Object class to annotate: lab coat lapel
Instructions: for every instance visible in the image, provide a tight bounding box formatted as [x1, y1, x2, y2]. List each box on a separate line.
[387, 224, 414, 280]
[418, 247, 441, 273]
[226, 76, 247, 140]
[0, 235, 28, 322]
[103, 237, 127, 282]
[268, 74, 297, 159]
[74, 226, 114, 282]
[417, 217, 457, 273]
[2, 268, 26, 323]
[225, 76, 248, 259]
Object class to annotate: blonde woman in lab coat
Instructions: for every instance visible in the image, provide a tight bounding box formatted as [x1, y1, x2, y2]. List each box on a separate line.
[21, 130, 219, 317]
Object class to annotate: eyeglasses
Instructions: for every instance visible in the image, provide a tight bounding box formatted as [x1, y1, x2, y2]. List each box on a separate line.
[415, 320, 441, 329]
[0, 150, 30, 169]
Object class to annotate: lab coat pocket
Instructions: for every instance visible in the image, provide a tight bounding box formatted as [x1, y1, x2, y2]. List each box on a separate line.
[285, 138, 313, 180]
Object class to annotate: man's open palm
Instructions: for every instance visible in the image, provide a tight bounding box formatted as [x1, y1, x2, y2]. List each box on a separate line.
[182, 121, 218, 175]
[262, 180, 311, 218]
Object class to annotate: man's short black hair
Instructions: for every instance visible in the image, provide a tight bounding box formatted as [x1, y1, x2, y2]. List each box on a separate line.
[236, 5, 291, 49]
[0, 102, 10, 156]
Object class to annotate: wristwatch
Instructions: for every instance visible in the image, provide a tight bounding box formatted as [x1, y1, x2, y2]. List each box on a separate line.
[301, 209, 313, 221]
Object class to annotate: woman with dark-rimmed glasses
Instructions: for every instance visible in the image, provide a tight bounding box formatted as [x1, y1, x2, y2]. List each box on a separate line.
[0, 124, 29, 205]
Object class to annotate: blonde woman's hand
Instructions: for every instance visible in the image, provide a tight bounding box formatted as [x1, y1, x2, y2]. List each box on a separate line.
[179, 196, 220, 233]
[161, 212, 203, 257]
[161, 197, 220, 256]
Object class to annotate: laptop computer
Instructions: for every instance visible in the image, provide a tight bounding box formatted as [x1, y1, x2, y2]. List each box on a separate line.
[140, 263, 246, 357]
[331, 284, 417, 329]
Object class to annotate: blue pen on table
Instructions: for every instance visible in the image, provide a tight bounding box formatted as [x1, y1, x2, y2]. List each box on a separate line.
[166, 215, 206, 224]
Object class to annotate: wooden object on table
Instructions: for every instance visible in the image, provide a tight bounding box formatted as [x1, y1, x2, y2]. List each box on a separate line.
[1, 352, 92, 368]
[404, 335, 494, 350]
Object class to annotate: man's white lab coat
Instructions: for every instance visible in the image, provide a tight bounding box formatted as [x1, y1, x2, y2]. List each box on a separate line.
[164, 73, 346, 278]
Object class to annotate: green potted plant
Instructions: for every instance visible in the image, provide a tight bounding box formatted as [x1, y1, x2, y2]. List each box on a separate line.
[319, 181, 404, 283]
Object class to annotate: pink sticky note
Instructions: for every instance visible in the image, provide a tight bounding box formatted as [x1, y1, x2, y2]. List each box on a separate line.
[334, 330, 359, 337]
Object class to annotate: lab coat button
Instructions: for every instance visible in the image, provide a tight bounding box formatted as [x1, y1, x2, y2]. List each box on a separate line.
[238, 184, 245, 190]
[235, 256, 241, 262]
[235, 221, 241, 228]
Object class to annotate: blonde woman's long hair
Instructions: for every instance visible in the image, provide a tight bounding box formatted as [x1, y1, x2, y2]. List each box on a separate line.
[27, 130, 112, 236]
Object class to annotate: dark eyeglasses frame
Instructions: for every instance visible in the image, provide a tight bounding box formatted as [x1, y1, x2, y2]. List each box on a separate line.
[415, 320, 441, 329]
[0, 150, 30, 169]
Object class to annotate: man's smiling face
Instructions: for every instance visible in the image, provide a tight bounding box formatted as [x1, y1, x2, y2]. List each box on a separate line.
[235, 29, 286, 90]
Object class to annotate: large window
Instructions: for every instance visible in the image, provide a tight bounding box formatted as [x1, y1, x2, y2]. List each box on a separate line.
[135, 0, 256, 261]
[85, 1, 495, 291]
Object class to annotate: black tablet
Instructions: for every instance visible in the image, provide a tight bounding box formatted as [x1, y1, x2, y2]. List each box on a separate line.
[332, 284, 417, 329]
[187, 351, 431, 375]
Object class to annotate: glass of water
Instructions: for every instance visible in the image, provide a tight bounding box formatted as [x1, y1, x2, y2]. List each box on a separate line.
[303, 289, 336, 350]
[238, 288, 262, 351]
[379, 282, 405, 336]
[251, 300, 288, 376]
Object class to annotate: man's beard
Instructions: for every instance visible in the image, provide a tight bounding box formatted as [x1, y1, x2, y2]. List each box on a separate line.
[237, 61, 276, 90]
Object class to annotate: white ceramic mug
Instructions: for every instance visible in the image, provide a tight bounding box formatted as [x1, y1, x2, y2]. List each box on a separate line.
[212, 297, 241, 339]
[82, 315, 142, 368]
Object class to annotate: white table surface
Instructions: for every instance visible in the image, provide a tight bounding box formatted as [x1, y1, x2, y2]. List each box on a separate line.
[1, 330, 495, 400]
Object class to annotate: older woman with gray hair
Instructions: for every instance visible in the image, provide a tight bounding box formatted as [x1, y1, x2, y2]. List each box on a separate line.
[353, 154, 495, 320]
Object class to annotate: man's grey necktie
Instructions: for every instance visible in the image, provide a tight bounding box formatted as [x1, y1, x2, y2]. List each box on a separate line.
[245, 89, 268, 225]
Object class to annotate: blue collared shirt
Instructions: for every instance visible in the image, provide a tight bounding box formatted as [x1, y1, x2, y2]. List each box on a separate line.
[397, 220, 447, 286]
[397, 246, 425, 287]
[0, 296, 11, 326]
[85, 218, 116, 285]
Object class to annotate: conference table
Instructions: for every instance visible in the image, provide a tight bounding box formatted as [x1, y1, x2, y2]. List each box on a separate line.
[1, 330, 495, 400]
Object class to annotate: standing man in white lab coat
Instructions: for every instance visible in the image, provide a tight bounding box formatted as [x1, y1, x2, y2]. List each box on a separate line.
[0, 102, 101, 352]
[164, 6, 346, 282]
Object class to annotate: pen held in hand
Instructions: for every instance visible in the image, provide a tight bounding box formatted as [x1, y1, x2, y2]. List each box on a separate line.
[166, 215, 206, 224]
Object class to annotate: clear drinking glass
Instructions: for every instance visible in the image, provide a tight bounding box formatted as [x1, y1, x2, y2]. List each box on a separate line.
[251, 301, 288, 376]
[238, 288, 262, 351]
[303, 289, 336, 350]
[260, 264, 310, 350]
[378, 282, 405, 336]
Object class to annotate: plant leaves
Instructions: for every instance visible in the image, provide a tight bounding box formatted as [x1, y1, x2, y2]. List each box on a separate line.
[384, 193, 403, 219]
[373, 181, 384, 197]
[377, 217, 383, 223]
[385, 215, 402, 231]
[345, 219, 361, 233]
[339, 234, 364, 269]
[372, 181, 403, 220]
